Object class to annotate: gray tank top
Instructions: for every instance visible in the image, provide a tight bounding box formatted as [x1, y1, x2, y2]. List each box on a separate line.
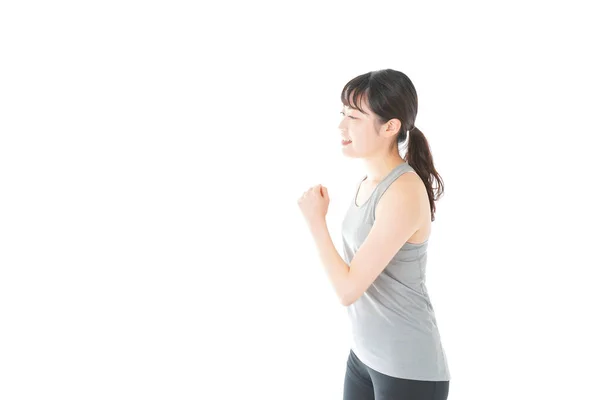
[341, 161, 451, 381]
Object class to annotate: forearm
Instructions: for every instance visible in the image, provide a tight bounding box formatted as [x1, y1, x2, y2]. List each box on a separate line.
[308, 218, 351, 305]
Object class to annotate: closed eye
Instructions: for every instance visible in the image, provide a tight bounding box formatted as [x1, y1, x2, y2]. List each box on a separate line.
[340, 111, 356, 119]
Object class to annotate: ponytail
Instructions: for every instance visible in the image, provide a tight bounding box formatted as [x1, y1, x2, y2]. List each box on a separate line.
[405, 127, 445, 222]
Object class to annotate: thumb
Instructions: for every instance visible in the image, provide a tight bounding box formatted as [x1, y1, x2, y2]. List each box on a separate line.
[322, 186, 329, 200]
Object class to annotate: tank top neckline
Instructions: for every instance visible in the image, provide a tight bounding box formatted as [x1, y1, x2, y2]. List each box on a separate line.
[353, 161, 410, 209]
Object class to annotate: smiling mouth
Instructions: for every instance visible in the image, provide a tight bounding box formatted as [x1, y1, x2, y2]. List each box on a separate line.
[342, 139, 352, 145]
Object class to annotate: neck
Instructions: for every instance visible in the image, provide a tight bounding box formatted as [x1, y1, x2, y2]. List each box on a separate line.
[363, 154, 406, 182]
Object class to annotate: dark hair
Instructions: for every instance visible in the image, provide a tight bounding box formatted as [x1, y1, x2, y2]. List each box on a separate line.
[340, 69, 445, 222]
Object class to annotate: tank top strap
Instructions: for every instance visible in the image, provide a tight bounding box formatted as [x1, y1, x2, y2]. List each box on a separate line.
[368, 162, 414, 219]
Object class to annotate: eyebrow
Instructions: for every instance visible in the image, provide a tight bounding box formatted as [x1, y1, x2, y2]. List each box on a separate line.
[343, 106, 368, 115]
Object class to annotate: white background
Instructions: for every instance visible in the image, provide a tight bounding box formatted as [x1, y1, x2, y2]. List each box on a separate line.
[1, 1, 599, 399]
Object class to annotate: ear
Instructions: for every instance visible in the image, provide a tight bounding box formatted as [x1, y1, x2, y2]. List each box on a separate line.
[385, 118, 402, 136]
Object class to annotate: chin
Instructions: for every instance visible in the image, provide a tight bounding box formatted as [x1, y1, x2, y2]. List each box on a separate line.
[341, 150, 358, 159]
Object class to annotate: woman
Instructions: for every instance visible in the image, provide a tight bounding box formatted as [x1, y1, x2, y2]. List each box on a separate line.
[298, 69, 450, 400]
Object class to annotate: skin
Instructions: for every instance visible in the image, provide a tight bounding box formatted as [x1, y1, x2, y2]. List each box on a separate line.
[297, 93, 431, 307]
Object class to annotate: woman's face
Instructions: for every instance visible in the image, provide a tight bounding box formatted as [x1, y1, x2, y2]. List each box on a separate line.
[338, 97, 386, 159]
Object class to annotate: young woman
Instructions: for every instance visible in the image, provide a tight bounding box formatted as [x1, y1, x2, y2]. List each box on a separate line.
[297, 69, 450, 400]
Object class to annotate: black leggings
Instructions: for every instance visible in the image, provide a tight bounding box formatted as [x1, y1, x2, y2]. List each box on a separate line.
[343, 349, 450, 400]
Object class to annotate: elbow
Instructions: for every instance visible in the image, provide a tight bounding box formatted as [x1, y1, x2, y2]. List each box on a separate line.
[340, 274, 358, 306]
[340, 291, 357, 307]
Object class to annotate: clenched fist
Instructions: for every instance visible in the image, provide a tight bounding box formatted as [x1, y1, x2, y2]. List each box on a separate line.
[297, 184, 330, 225]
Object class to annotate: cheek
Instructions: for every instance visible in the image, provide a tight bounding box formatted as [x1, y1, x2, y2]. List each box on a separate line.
[349, 124, 363, 138]
[354, 135, 377, 151]
[350, 130, 367, 144]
